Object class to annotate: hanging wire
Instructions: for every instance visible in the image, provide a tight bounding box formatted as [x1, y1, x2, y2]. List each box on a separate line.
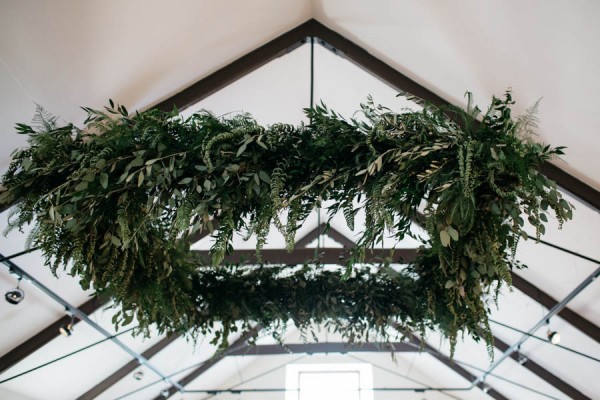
[348, 354, 462, 400]
[0, 52, 35, 102]
[113, 328, 277, 400]
[389, 341, 563, 400]
[524, 233, 600, 264]
[308, 36, 322, 257]
[202, 354, 309, 400]
[0, 326, 136, 384]
[489, 319, 600, 363]
[452, 357, 563, 400]
[0, 246, 42, 264]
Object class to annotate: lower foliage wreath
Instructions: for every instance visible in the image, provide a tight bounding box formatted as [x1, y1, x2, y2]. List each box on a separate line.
[0, 91, 573, 355]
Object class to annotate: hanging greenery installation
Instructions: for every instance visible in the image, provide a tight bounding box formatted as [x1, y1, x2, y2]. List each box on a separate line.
[0, 91, 573, 353]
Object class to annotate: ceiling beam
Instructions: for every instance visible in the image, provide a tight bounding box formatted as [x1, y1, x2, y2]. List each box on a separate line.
[511, 272, 600, 343]
[193, 247, 416, 265]
[407, 337, 508, 400]
[152, 326, 262, 400]
[492, 336, 590, 400]
[228, 341, 415, 356]
[152, 24, 310, 112]
[540, 163, 600, 213]
[295, 222, 356, 248]
[0, 296, 107, 374]
[77, 333, 181, 400]
[226, 341, 509, 399]
[193, 339, 507, 400]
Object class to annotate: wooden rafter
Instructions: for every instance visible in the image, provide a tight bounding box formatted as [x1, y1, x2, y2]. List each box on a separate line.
[492, 335, 589, 400]
[193, 247, 416, 265]
[0, 296, 107, 374]
[511, 273, 599, 344]
[152, 326, 262, 400]
[76, 334, 181, 400]
[295, 222, 356, 248]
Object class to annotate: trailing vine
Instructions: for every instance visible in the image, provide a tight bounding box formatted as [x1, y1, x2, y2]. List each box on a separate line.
[0, 91, 572, 354]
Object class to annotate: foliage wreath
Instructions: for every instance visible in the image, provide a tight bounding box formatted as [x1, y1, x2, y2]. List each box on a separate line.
[0, 92, 573, 353]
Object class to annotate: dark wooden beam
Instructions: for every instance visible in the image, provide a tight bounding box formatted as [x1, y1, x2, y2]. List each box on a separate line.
[228, 341, 415, 356]
[492, 336, 590, 400]
[511, 273, 599, 343]
[295, 222, 356, 248]
[308, 20, 447, 108]
[193, 247, 417, 265]
[540, 163, 600, 213]
[77, 333, 181, 400]
[227, 337, 508, 400]
[152, 23, 312, 112]
[0, 296, 107, 374]
[153, 326, 262, 400]
[407, 337, 508, 400]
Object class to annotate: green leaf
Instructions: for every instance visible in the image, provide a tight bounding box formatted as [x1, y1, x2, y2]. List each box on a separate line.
[440, 230, 451, 247]
[236, 143, 248, 157]
[179, 177, 193, 185]
[100, 173, 108, 189]
[258, 171, 270, 183]
[22, 158, 33, 171]
[445, 280, 455, 289]
[74, 181, 88, 191]
[447, 226, 459, 241]
[82, 172, 96, 182]
[490, 147, 498, 160]
[110, 236, 122, 247]
[491, 203, 501, 215]
[130, 157, 144, 167]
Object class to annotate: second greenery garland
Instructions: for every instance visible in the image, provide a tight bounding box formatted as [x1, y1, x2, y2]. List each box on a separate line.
[0, 91, 572, 353]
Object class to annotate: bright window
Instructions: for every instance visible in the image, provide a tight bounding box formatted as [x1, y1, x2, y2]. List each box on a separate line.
[286, 363, 373, 400]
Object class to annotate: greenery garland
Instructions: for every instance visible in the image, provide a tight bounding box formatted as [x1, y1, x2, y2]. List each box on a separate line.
[0, 91, 573, 354]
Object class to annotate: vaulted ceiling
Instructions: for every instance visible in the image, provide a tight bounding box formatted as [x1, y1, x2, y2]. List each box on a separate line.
[1, 1, 599, 400]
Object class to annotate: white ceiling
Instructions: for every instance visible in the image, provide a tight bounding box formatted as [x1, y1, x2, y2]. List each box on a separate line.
[1, 1, 599, 400]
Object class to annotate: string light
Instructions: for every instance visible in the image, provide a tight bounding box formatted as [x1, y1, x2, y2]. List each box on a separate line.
[546, 319, 561, 345]
[4, 276, 25, 305]
[133, 370, 144, 381]
[59, 311, 75, 337]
